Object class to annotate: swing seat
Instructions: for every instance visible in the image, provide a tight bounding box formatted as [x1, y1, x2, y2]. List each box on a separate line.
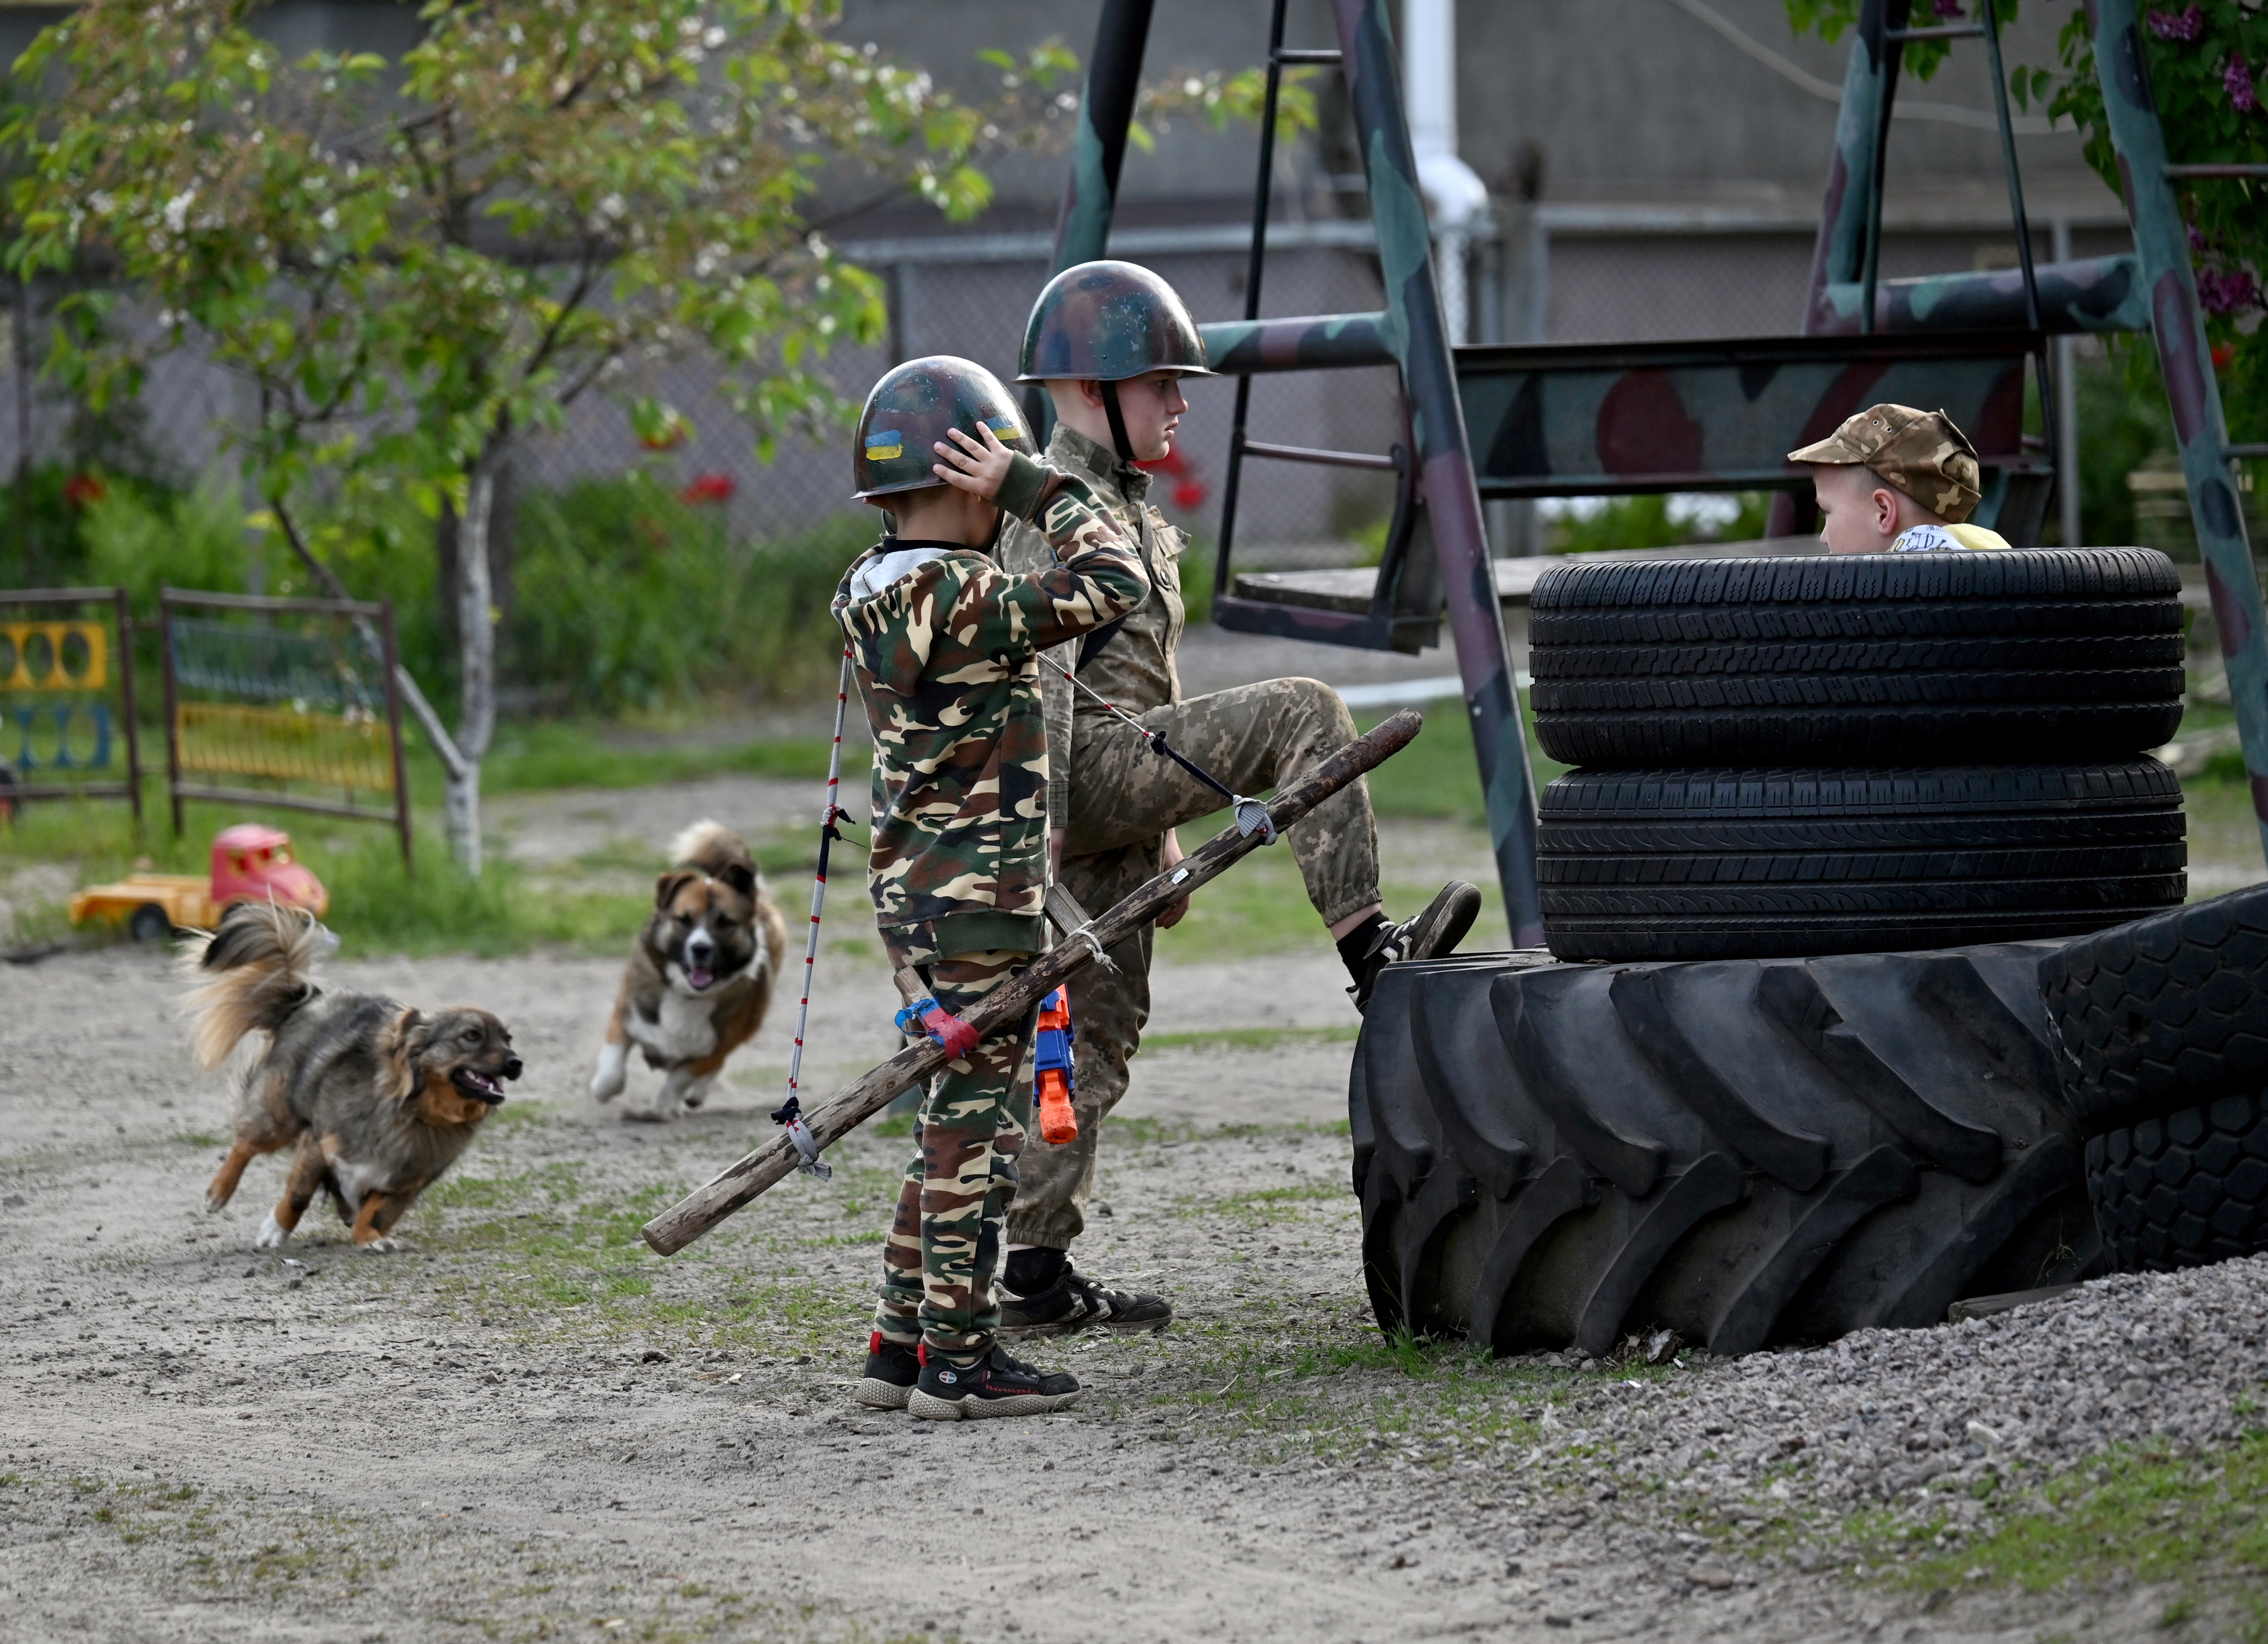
[1209, 328, 2054, 654]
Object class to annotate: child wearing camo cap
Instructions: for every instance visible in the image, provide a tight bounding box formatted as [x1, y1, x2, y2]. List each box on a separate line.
[1788, 403, 2013, 554]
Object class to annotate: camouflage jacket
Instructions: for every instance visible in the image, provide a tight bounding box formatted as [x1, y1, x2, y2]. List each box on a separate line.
[996, 424, 1188, 830]
[832, 451, 1151, 957]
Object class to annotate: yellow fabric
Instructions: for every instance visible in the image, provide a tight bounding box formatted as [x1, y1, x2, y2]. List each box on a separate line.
[1946, 523, 2011, 551]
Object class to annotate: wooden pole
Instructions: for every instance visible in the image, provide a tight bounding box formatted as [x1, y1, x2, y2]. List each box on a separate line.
[640, 708, 1424, 1256]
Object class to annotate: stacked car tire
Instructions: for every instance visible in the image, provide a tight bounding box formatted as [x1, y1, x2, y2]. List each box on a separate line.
[1343, 548, 2242, 1355]
[1527, 549, 2192, 960]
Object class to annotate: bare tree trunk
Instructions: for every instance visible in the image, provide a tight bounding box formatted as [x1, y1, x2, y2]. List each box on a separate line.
[442, 458, 500, 873]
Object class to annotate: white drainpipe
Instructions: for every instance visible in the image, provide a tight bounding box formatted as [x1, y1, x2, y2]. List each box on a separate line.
[1402, 0, 1490, 344]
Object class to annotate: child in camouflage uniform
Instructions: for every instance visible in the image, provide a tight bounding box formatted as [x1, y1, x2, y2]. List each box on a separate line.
[833, 355, 1150, 1420]
[992, 261, 1481, 1338]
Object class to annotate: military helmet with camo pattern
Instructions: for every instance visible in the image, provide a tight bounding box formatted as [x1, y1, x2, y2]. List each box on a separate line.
[1016, 260, 1214, 384]
[852, 356, 1034, 500]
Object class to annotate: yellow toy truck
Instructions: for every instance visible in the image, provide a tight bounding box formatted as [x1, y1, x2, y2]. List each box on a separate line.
[70, 823, 328, 942]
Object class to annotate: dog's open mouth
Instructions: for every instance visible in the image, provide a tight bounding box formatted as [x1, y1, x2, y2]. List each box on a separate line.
[684, 965, 715, 991]
[451, 1068, 509, 1105]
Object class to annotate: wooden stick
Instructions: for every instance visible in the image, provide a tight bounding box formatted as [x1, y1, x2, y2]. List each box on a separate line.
[640, 708, 1423, 1256]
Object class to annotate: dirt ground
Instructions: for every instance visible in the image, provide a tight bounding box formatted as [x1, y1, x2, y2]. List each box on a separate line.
[3, 903, 2221, 1644]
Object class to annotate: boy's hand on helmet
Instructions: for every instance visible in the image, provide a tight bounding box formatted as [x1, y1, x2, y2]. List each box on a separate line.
[934, 424, 1014, 500]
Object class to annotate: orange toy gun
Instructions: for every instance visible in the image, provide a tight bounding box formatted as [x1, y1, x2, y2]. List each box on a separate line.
[1033, 987, 1077, 1145]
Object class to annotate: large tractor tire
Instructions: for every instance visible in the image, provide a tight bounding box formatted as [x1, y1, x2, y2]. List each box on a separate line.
[1537, 762, 2186, 961]
[1352, 946, 2100, 1357]
[1528, 549, 2184, 768]
[2039, 885, 2268, 1274]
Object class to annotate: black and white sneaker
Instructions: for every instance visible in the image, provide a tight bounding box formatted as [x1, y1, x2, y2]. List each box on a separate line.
[907, 1343, 1082, 1421]
[999, 1267, 1173, 1338]
[1348, 881, 1483, 1013]
[854, 1333, 920, 1410]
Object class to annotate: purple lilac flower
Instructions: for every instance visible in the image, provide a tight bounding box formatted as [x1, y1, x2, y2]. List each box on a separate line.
[2189, 221, 2213, 255]
[2197, 267, 2262, 317]
[2228, 55, 2260, 114]
[2148, 5, 2205, 41]
[1933, 0, 1964, 17]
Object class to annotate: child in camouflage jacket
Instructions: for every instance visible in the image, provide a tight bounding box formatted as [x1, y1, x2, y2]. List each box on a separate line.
[832, 355, 1150, 1419]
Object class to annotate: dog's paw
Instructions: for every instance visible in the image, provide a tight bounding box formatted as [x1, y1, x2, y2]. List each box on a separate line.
[204, 1192, 230, 1216]
[355, 1237, 403, 1255]
[254, 1212, 291, 1250]
[590, 1043, 628, 1103]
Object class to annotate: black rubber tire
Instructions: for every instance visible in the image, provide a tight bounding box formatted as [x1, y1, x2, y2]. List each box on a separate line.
[128, 903, 174, 944]
[1352, 946, 2100, 1357]
[2038, 883, 2268, 1135]
[2086, 1093, 2268, 1272]
[1528, 549, 2184, 767]
[1538, 762, 2188, 961]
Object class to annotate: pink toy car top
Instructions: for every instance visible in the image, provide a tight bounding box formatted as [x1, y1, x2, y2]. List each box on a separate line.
[210, 823, 328, 915]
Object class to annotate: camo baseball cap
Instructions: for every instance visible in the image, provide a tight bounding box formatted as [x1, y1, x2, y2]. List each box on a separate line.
[852, 355, 1033, 500]
[1787, 404, 1983, 524]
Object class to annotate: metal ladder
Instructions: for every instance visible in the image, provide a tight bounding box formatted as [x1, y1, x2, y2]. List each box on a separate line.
[1803, 0, 2266, 856]
[1035, 0, 1546, 945]
[1029, 0, 2268, 933]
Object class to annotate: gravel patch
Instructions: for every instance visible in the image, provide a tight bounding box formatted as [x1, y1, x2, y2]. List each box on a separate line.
[1505, 1260, 2268, 1527]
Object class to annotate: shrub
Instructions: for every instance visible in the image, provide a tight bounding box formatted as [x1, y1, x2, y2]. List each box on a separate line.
[505, 472, 869, 713]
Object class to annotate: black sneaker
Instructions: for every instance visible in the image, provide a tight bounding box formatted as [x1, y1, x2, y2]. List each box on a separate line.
[1000, 1267, 1173, 1338]
[854, 1333, 920, 1410]
[1348, 881, 1483, 1013]
[907, 1342, 1082, 1421]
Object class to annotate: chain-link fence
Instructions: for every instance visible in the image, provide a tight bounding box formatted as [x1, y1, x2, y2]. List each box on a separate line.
[0, 210, 2147, 579]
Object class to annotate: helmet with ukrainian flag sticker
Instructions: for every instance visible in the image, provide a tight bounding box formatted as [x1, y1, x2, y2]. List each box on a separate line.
[1016, 260, 1213, 383]
[851, 356, 1033, 500]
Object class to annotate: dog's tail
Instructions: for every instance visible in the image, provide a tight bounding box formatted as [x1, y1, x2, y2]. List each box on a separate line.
[668, 818, 754, 879]
[178, 902, 332, 1069]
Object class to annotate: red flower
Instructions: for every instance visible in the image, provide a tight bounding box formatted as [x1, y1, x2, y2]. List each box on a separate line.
[62, 472, 106, 507]
[1137, 446, 1209, 511]
[680, 472, 735, 505]
[2213, 344, 2236, 370]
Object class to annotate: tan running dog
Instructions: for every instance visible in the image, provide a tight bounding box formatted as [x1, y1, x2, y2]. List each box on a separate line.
[189, 902, 521, 1253]
[590, 820, 787, 1121]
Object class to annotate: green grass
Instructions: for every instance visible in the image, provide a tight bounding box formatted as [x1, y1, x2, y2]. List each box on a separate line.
[0, 795, 648, 957]
[1141, 1024, 1361, 1053]
[1874, 1432, 2268, 1620]
[409, 719, 858, 801]
[1150, 1317, 1678, 1466]
[1355, 696, 1571, 830]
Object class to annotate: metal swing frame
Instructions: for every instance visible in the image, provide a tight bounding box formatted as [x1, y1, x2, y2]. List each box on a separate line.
[1038, 0, 2268, 940]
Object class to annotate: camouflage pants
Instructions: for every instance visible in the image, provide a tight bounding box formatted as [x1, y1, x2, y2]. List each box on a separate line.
[1005, 677, 1380, 1251]
[872, 944, 1039, 1361]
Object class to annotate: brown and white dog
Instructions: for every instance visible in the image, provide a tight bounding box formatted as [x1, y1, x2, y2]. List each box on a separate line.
[188, 902, 521, 1253]
[590, 820, 787, 1120]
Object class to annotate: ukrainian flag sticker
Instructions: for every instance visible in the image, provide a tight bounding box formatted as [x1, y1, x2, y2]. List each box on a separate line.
[865, 430, 904, 461]
[985, 415, 1023, 443]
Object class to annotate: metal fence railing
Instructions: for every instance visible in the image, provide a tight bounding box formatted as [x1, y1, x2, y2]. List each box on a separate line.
[0, 209, 2136, 569]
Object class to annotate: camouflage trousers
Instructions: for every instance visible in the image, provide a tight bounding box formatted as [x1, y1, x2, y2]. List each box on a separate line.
[1005, 677, 1380, 1251]
[872, 943, 1039, 1361]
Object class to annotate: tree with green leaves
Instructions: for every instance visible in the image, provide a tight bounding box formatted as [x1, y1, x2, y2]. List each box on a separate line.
[1785, 1, 2265, 446]
[7, 0, 1278, 871]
